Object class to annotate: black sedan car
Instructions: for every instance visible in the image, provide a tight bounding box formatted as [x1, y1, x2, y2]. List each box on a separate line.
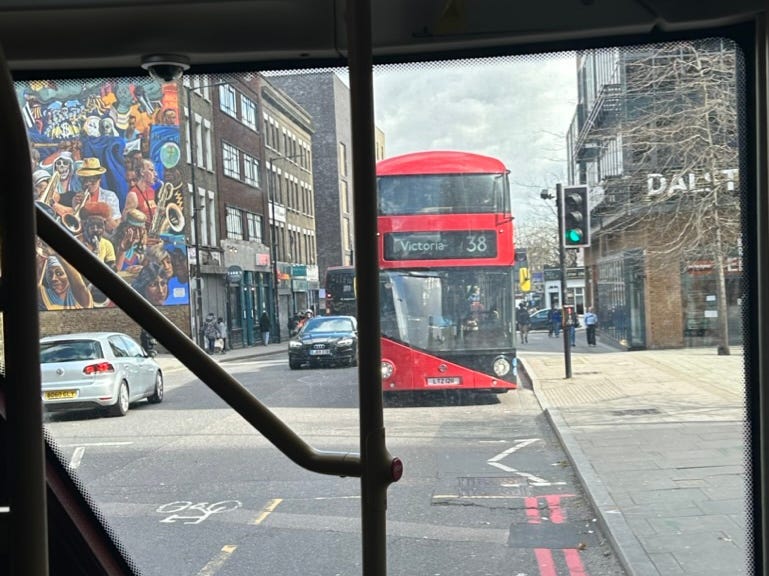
[288, 315, 358, 369]
[528, 308, 553, 331]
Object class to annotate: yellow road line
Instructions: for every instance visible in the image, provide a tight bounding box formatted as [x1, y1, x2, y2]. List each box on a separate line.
[196, 545, 237, 576]
[251, 498, 283, 525]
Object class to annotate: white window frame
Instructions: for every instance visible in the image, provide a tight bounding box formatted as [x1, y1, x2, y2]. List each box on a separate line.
[219, 83, 237, 118]
[244, 154, 260, 187]
[222, 142, 241, 180]
[203, 119, 213, 171]
[241, 94, 257, 131]
[226, 206, 244, 240]
[246, 212, 263, 243]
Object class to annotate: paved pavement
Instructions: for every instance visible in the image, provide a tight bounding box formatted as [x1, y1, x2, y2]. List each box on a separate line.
[155, 340, 748, 576]
[519, 343, 747, 576]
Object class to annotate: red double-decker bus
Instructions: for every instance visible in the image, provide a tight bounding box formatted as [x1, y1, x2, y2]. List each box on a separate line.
[377, 150, 517, 393]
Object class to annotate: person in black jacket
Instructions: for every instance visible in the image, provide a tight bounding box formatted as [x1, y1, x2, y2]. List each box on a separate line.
[260, 311, 271, 345]
[517, 303, 531, 343]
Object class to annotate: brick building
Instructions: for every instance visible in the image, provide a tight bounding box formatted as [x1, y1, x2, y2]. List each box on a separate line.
[567, 41, 742, 349]
[267, 72, 386, 292]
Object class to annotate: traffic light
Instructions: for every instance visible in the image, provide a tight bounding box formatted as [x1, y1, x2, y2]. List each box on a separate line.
[561, 185, 590, 247]
[516, 248, 530, 292]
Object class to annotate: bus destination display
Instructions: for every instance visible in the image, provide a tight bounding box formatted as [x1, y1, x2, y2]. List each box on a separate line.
[384, 230, 498, 261]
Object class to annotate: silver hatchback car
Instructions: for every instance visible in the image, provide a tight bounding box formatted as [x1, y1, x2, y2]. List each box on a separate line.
[40, 332, 164, 417]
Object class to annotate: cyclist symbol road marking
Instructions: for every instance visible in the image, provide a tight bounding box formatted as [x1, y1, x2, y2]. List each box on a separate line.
[156, 500, 241, 524]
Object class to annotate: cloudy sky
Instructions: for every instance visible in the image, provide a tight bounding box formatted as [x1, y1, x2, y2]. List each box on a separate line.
[371, 53, 578, 221]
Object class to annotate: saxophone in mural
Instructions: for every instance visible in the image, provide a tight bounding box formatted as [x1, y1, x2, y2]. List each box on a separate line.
[150, 180, 185, 235]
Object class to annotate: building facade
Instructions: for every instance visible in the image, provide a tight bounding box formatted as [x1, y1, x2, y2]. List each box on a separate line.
[267, 72, 356, 284]
[567, 41, 742, 349]
[182, 74, 225, 345]
[261, 79, 317, 341]
[209, 75, 275, 347]
[22, 76, 191, 346]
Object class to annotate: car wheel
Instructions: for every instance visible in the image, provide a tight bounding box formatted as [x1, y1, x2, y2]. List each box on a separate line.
[108, 380, 130, 417]
[289, 359, 301, 370]
[147, 371, 164, 404]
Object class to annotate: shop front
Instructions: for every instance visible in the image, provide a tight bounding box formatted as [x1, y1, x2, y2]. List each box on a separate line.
[594, 250, 646, 349]
[223, 243, 273, 348]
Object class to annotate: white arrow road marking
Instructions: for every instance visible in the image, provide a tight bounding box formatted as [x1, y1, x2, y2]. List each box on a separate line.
[68, 446, 85, 471]
[487, 439, 567, 487]
[487, 438, 539, 462]
[65, 442, 133, 471]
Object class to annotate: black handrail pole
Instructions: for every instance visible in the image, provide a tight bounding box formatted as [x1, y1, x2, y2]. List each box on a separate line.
[0, 45, 50, 574]
[347, 0, 397, 574]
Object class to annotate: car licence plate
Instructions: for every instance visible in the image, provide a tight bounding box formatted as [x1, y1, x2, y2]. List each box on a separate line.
[426, 377, 461, 386]
[309, 349, 331, 356]
[45, 390, 77, 400]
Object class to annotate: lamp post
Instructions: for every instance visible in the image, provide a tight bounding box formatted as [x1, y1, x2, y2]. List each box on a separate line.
[185, 84, 205, 347]
[541, 185, 572, 378]
[267, 152, 305, 343]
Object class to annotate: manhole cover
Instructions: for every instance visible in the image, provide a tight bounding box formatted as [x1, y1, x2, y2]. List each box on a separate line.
[433, 476, 532, 501]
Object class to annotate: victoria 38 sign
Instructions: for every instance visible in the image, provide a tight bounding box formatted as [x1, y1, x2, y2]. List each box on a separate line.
[384, 230, 497, 261]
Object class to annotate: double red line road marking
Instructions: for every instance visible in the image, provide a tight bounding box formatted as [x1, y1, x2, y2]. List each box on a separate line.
[526, 494, 588, 576]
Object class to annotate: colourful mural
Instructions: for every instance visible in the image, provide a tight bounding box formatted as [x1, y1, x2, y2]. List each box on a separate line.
[19, 78, 190, 310]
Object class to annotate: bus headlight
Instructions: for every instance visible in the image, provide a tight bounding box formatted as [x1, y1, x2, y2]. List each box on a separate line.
[492, 356, 511, 377]
[381, 360, 394, 380]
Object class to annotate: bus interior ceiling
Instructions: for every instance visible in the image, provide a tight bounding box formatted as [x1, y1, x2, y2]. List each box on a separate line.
[0, 1, 767, 576]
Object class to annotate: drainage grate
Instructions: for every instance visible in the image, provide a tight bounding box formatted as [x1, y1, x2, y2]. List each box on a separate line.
[432, 476, 532, 502]
[610, 408, 661, 416]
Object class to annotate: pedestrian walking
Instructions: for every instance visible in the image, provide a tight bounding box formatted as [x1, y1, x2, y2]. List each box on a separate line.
[216, 317, 228, 353]
[517, 303, 531, 343]
[551, 307, 562, 337]
[260, 311, 271, 346]
[584, 306, 598, 346]
[202, 312, 219, 354]
[547, 308, 554, 337]
[565, 306, 578, 346]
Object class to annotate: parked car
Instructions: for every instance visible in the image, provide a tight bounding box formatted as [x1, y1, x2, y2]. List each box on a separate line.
[40, 332, 164, 417]
[288, 315, 358, 369]
[528, 308, 553, 331]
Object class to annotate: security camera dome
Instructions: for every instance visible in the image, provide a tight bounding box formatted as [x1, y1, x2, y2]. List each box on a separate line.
[140, 54, 190, 82]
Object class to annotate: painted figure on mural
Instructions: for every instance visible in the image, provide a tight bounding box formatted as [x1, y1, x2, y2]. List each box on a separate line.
[40, 150, 78, 203]
[124, 159, 158, 231]
[37, 253, 93, 310]
[132, 261, 169, 306]
[113, 209, 148, 273]
[74, 158, 122, 233]
[77, 202, 117, 270]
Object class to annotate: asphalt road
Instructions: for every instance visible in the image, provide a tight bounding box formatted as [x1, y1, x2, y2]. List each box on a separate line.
[44, 352, 626, 576]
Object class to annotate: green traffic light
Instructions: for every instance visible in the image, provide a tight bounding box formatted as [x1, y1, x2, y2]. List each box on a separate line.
[566, 228, 583, 243]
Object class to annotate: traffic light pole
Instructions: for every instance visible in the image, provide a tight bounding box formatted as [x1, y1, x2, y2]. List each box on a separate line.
[556, 183, 572, 379]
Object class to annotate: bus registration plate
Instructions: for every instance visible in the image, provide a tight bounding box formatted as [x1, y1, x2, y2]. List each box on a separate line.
[426, 377, 461, 386]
